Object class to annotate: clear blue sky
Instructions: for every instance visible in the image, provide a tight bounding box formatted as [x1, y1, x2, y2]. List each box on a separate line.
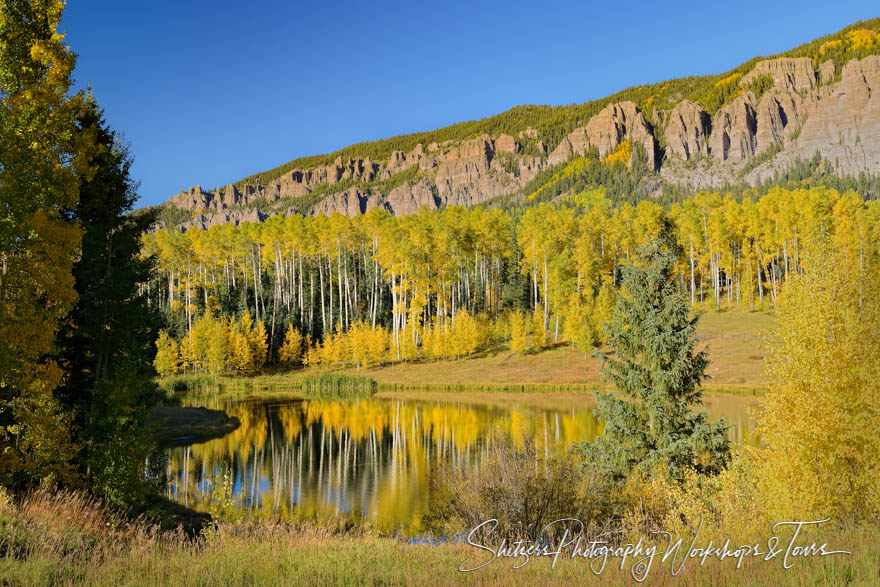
[62, 1, 878, 207]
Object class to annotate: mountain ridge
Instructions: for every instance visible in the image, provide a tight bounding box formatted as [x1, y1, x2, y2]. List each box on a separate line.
[158, 18, 880, 230]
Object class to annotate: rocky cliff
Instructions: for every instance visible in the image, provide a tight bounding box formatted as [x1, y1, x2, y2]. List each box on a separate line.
[163, 49, 880, 230]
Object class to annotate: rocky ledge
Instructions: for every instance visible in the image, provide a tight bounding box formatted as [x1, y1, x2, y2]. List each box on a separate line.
[164, 55, 880, 229]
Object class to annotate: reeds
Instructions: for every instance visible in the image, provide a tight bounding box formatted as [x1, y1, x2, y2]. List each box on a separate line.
[299, 373, 377, 399]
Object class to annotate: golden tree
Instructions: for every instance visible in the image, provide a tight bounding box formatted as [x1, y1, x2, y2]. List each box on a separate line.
[509, 310, 530, 354]
[0, 0, 86, 487]
[451, 310, 482, 358]
[756, 237, 880, 523]
[278, 324, 304, 366]
[153, 330, 180, 377]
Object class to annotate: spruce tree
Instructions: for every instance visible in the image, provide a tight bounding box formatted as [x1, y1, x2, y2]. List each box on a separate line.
[57, 95, 163, 503]
[579, 220, 730, 483]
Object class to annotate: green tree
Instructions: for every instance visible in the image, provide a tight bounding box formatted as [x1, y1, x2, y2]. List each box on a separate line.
[56, 97, 163, 503]
[578, 221, 730, 483]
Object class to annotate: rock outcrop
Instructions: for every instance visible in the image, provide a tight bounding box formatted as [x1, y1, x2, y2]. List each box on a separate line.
[162, 55, 880, 229]
[495, 134, 519, 153]
[585, 101, 658, 170]
[548, 127, 590, 166]
[819, 59, 835, 84]
[754, 89, 805, 154]
[740, 57, 816, 93]
[664, 100, 711, 160]
[769, 55, 880, 177]
[709, 93, 757, 162]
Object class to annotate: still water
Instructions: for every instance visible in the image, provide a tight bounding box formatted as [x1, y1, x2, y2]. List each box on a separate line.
[165, 392, 758, 533]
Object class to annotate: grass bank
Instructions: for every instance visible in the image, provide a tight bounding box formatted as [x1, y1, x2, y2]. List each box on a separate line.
[1, 489, 876, 586]
[147, 405, 241, 446]
[162, 310, 772, 399]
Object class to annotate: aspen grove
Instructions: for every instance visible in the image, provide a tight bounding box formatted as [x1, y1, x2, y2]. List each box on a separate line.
[141, 186, 880, 376]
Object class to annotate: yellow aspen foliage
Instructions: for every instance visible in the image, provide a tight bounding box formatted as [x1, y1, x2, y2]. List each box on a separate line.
[204, 318, 230, 377]
[845, 29, 879, 51]
[304, 342, 320, 369]
[451, 310, 482, 358]
[232, 331, 254, 373]
[755, 238, 880, 524]
[238, 311, 255, 337]
[178, 334, 197, 374]
[531, 308, 549, 349]
[3, 363, 78, 487]
[601, 140, 631, 167]
[348, 322, 370, 370]
[592, 280, 616, 343]
[250, 321, 268, 370]
[431, 322, 453, 360]
[509, 310, 530, 354]
[0, 212, 82, 486]
[153, 330, 180, 377]
[400, 326, 419, 362]
[366, 326, 388, 366]
[562, 294, 595, 354]
[278, 324, 304, 366]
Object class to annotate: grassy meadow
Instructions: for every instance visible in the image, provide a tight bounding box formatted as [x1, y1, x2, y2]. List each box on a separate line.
[169, 307, 772, 398]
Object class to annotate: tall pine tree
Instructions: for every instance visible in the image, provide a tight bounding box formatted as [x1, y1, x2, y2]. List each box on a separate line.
[57, 95, 163, 503]
[579, 220, 730, 483]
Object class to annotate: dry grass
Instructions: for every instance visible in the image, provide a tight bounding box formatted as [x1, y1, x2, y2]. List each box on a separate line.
[352, 309, 773, 391]
[1, 488, 877, 585]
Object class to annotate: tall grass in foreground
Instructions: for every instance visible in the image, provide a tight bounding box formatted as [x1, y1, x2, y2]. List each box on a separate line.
[299, 373, 377, 399]
[0, 488, 877, 585]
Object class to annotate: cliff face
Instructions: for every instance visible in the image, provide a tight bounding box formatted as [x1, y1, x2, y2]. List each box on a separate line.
[165, 54, 880, 230]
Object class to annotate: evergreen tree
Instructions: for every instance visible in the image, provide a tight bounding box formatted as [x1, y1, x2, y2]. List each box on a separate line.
[56, 96, 163, 503]
[578, 220, 730, 483]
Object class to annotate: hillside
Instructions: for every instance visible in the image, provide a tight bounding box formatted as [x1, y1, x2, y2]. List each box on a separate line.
[159, 19, 880, 229]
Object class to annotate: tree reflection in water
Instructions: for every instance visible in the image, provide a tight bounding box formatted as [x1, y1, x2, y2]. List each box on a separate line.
[166, 394, 757, 534]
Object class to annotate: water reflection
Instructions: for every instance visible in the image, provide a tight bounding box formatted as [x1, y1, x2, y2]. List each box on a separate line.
[166, 393, 758, 533]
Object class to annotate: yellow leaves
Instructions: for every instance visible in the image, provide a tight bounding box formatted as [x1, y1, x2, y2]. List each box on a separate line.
[450, 310, 483, 358]
[154, 331, 180, 377]
[819, 30, 879, 55]
[0, 362, 78, 487]
[508, 310, 530, 354]
[714, 72, 742, 88]
[312, 321, 388, 369]
[601, 139, 631, 167]
[847, 29, 879, 50]
[755, 239, 880, 523]
[819, 39, 844, 54]
[278, 324, 304, 366]
[527, 156, 593, 201]
[162, 311, 269, 377]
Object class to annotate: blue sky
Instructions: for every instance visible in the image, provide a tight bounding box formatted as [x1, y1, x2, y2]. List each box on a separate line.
[62, 1, 878, 207]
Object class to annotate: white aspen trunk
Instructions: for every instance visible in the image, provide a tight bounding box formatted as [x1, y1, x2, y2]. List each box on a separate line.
[318, 260, 326, 335]
[690, 235, 696, 305]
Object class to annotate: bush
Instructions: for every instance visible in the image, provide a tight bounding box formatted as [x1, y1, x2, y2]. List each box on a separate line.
[425, 439, 612, 542]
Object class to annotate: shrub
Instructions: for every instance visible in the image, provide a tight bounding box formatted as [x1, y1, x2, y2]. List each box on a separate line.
[425, 439, 611, 542]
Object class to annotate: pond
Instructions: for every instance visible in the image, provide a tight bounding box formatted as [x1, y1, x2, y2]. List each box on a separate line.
[164, 391, 759, 534]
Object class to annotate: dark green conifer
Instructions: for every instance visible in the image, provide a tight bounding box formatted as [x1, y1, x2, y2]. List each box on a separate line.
[579, 220, 730, 483]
